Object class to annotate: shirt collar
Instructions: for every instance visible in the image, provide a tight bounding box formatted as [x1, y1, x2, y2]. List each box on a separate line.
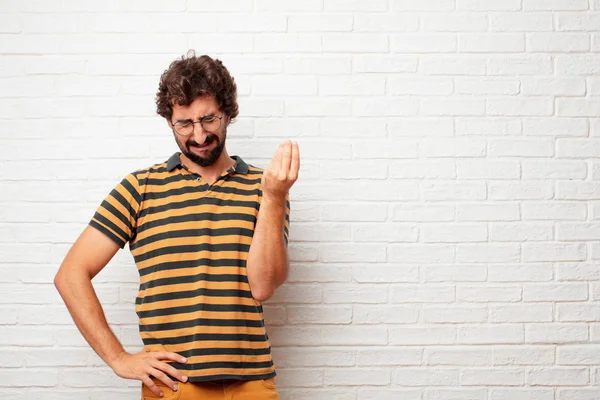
[166, 152, 249, 174]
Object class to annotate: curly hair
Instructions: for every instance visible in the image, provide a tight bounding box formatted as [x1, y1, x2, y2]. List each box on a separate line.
[156, 50, 239, 122]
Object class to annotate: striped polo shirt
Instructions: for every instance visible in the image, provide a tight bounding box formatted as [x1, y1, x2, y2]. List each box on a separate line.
[89, 152, 290, 382]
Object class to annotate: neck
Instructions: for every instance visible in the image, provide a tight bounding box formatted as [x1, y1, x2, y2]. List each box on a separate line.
[180, 149, 235, 182]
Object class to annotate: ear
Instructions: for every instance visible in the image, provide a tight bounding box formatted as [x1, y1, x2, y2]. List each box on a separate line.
[167, 119, 173, 129]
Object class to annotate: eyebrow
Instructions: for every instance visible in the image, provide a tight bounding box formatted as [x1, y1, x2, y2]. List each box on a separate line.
[173, 113, 216, 124]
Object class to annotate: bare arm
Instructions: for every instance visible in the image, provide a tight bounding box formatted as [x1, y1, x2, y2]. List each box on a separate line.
[54, 226, 188, 396]
[247, 141, 299, 302]
[247, 194, 289, 302]
[54, 226, 125, 367]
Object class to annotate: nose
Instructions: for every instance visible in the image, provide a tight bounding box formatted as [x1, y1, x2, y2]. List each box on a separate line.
[191, 121, 209, 143]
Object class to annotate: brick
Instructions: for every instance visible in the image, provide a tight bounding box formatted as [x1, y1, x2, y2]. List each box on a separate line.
[528, 33, 590, 52]
[390, 325, 456, 345]
[353, 265, 419, 283]
[558, 345, 600, 365]
[459, 34, 525, 53]
[255, 0, 323, 11]
[355, 14, 418, 33]
[323, 34, 388, 53]
[422, 265, 487, 282]
[558, 13, 600, 31]
[421, 223, 488, 243]
[558, 304, 600, 322]
[492, 181, 554, 200]
[523, 243, 586, 262]
[522, 160, 587, 179]
[458, 160, 520, 179]
[493, 346, 555, 365]
[557, 98, 600, 117]
[256, 34, 321, 53]
[353, 305, 419, 324]
[457, 244, 520, 263]
[458, 0, 521, 10]
[421, 138, 486, 157]
[526, 323, 589, 343]
[325, 368, 390, 386]
[460, 368, 524, 386]
[320, 119, 387, 138]
[287, 306, 351, 324]
[357, 347, 422, 366]
[354, 140, 418, 159]
[422, 306, 487, 323]
[353, 55, 418, 73]
[390, 285, 455, 303]
[389, 244, 455, 263]
[423, 14, 488, 31]
[455, 78, 519, 95]
[324, 0, 387, 11]
[422, 55, 488, 75]
[394, 204, 455, 222]
[321, 76, 386, 96]
[392, 34, 457, 53]
[0, 370, 58, 387]
[556, 55, 600, 75]
[393, 368, 459, 386]
[319, 244, 386, 263]
[425, 347, 491, 366]
[388, 77, 453, 95]
[527, 367, 589, 386]
[458, 286, 522, 302]
[525, 0, 589, 11]
[458, 325, 524, 344]
[422, 182, 487, 201]
[488, 56, 553, 75]
[489, 223, 553, 242]
[491, 13, 554, 31]
[557, 263, 600, 281]
[488, 98, 553, 117]
[456, 118, 521, 136]
[269, 326, 387, 346]
[323, 284, 388, 304]
[456, 204, 519, 222]
[271, 348, 354, 367]
[490, 305, 553, 323]
[523, 118, 588, 137]
[523, 78, 586, 96]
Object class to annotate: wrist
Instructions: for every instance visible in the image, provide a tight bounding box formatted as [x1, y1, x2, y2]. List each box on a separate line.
[262, 192, 287, 207]
[107, 349, 127, 370]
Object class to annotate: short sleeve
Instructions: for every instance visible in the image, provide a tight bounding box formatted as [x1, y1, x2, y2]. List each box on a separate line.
[89, 173, 141, 248]
[283, 192, 291, 247]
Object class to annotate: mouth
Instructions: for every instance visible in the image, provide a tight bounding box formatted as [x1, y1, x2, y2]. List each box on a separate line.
[188, 136, 216, 152]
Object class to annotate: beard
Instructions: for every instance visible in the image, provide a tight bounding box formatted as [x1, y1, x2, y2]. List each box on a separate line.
[178, 127, 226, 168]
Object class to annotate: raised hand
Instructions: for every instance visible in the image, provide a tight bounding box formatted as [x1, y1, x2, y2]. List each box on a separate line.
[261, 140, 300, 200]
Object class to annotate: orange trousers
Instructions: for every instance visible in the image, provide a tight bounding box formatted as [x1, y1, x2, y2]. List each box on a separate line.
[141, 377, 279, 400]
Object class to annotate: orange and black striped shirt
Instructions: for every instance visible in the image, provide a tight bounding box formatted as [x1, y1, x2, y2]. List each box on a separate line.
[89, 152, 290, 382]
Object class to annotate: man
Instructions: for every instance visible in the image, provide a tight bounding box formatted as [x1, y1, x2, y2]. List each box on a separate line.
[54, 52, 298, 399]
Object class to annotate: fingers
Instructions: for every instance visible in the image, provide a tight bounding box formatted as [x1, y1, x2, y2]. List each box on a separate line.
[290, 142, 299, 181]
[149, 367, 177, 392]
[280, 140, 292, 178]
[152, 359, 188, 383]
[141, 375, 162, 397]
[269, 144, 282, 175]
[153, 351, 187, 364]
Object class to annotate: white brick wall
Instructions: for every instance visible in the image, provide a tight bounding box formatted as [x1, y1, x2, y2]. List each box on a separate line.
[1, 1, 600, 399]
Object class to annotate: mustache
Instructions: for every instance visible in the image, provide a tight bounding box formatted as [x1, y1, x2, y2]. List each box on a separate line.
[187, 134, 217, 147]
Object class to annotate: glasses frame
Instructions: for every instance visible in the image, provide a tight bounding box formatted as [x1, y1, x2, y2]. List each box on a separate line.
[171, 115, 224, 136]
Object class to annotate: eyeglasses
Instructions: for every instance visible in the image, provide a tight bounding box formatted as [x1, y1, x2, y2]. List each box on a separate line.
[171, 115, 223, 136]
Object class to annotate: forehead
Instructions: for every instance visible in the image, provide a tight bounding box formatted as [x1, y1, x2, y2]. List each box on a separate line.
[171, 96, 220, 120]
